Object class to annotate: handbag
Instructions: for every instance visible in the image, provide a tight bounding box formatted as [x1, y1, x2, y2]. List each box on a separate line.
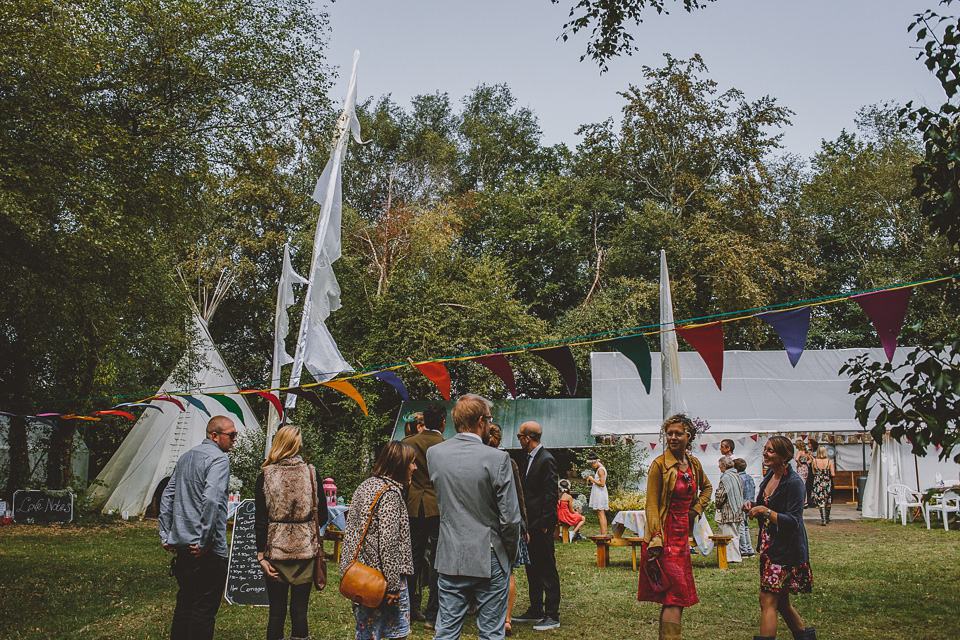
[310, 469, 327, 591]
[643, 551, 672, 593]
[338, 485, 390, 607]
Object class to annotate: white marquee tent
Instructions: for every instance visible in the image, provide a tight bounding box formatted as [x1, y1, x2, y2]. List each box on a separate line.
[862, 435, 960, 519]
[591, 348, 909, 493]
[89, 314, 262, 518]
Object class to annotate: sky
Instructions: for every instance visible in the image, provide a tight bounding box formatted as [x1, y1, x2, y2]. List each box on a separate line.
[321, 0, 945, 161]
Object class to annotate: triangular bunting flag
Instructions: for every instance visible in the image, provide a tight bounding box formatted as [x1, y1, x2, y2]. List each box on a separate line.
[92, 410, 135, 421]
[712, 442, 720, 450]
[756, 306, 811, 367]
[472, 354, 517, 398]
[701, 444, 708, 451]
[371, 371, 410, 402]
[115, 402, 162, 412]
[287, 388, 331, 414]
[676, 322, 724, 390]
[610, 335, 652, 394]
[531, 346, 578, 395]
[738, 437, 746, 445]
[750, 434, 758, 442]
[255, 392, 284, 421]
[321, 379, 368, 416]
[649, 442, 657, 450]
[205, 394, 246, 425]
[852, 287, 913, 362]
[181, 395, 211, 417]
[156, 395, 186, 411]
[412, 361, 451, 401]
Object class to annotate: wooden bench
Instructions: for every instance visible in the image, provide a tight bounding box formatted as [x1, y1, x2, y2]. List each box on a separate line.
[834, 470, 864, 504]
[589, 534, 644, 570]
[709, 534, 734, 570]
[324, 528, 344, 563]
[554, 522, 571, 543]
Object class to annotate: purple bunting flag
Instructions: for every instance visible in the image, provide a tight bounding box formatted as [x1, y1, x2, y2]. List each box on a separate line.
[757, 306, 811, 367]
[472, 354, 517, 399]
[531, 345, 578, 395]
[852, 288, 913, 362]
[370, 371, 410, 402]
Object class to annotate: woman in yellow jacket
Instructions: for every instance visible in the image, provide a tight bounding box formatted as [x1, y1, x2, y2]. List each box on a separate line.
[637, 414, 712, 640]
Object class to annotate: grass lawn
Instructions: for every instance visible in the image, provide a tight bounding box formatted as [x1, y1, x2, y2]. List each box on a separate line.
[1, 515, 957, 639]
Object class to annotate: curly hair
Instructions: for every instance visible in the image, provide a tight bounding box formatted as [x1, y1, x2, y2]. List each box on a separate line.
[661, 413, 697, 449]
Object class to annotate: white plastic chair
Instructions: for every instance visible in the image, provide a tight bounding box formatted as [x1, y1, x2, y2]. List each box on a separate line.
[887, 484, 923, 525]
[924, 490, 960, 531]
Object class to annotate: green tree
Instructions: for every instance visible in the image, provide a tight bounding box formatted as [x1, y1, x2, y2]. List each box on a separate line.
[0, 0, 332, 489]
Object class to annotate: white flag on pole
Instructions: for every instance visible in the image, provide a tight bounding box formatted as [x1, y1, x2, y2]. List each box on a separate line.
[266, 243, 307, 446]
[286, 51, 363, 409]
[660, 249, 686, 420]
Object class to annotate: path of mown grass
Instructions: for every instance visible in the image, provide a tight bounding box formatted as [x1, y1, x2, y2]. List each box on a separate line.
[1, 516, 957, 639]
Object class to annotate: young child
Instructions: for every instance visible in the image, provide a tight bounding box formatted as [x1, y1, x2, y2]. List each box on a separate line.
[557, 479, 586, 541]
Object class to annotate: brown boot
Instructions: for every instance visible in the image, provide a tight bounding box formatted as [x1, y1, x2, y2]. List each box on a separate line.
[659, 621, 682, 640]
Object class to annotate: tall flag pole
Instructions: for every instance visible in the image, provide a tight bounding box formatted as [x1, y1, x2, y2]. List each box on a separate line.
[660, 250, 686, 420]
[266, 243, 307, 451]
[286, 51, 363, 409]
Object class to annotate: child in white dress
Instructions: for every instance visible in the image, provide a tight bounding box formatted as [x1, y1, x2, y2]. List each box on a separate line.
[587, 454, 609, 535]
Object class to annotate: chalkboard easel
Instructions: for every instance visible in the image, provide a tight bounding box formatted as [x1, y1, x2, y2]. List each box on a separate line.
[13, 490, 73, 524]
[224, 499, 268, 606]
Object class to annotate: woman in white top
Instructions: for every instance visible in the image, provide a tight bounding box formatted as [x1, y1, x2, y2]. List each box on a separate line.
[587, 454, 609, 535]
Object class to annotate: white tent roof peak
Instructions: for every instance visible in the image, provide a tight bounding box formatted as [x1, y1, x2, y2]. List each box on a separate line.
[88, 312, 262, 518]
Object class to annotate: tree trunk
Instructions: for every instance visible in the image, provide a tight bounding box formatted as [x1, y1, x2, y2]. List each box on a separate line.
[4, 415, 30, 501]
[45, 418, 76, 489]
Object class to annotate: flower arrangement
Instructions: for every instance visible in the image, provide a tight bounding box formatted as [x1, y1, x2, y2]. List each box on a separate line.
[228, 474, 243, 493]
[692, 416, 712, 437]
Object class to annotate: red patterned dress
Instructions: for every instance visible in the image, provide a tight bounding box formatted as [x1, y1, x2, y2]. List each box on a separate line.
[637, 468, 699, 607]
[758, 491, 813, 594]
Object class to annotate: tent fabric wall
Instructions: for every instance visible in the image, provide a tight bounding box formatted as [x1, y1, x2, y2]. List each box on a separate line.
[590, 349, 901, 495]
[89, 315, 262, 518]
[862, 436, 960, 519]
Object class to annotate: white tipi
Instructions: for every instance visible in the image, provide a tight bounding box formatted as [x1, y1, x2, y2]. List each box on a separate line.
[89, 311, 262, 518]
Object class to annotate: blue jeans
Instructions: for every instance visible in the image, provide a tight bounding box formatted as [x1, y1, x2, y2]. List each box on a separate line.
[434, 550, 509, 640]
[739, 519, 755, 555]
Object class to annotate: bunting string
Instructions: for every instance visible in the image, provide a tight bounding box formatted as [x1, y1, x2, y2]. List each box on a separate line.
[4, 273, 957, 419]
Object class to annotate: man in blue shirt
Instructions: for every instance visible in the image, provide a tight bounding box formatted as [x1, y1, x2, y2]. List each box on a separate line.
[734, 458, 756, 557]
[159, 415, 236, 640]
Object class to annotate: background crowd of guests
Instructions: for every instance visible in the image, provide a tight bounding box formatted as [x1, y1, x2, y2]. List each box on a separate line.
[160, 406, 823, 640]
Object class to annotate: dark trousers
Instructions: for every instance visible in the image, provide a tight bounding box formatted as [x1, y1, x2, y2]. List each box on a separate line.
[524, 529, 561, 619]
[170, 551, 228, 640]
[409, 514, 440, 620]
[265, 579, 312, 640]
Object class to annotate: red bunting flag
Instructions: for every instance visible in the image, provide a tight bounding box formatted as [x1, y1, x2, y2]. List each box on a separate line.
[92, 410, 136, 421]
[411, 360, 451, 401]
[254, 391, 284, 420]
[750, 434, 759, 442]
[852, 287, 913, 362]
[676, 321, 724, 390]
[650, 442, 657, 450]
[701, 444, 708, 451]
[150, 395, 186, 411]
[472, 354, 517, 398]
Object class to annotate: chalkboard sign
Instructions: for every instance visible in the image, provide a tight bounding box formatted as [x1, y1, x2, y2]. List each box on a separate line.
[224, 499, 268, 606]
[13, 490, 73, 524]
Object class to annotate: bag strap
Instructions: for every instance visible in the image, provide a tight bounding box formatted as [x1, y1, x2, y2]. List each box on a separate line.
[350, 482, 392, 564]
[310, 466, 324, 556]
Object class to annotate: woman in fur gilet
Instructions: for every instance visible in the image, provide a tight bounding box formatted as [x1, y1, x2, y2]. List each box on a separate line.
[256, 425, 327, 640]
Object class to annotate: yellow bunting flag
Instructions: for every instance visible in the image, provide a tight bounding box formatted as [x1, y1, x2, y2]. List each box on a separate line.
[321, 379, 368, 416]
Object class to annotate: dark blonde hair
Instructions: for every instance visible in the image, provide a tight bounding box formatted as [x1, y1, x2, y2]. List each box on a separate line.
[452, 394, 490, 432]
[372, 440, 416, 485]
[262, 425, 302, 469]
[662, 413, 696, 449]
[817, 445, 828, 459]
[488, 423, 503, 448]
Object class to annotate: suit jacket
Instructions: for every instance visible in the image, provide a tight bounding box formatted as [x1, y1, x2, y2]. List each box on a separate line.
[402, 429, 444, 518]
[521, 445, 558, 533]
[428, 433, 521, 577]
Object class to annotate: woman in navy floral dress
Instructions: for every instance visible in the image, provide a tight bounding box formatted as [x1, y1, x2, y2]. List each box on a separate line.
[743, 436, 817, 640]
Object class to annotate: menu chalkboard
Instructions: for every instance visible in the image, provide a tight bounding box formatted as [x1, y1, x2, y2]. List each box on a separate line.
[13, 490, 73, 523]
[224, 499, 268, 606]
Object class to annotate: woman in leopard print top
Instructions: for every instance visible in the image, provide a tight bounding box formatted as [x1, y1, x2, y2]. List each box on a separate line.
[340, 441, 415, 639]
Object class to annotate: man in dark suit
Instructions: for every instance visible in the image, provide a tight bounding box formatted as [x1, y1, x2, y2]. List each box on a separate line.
[428, 394, 521, 640]
[402, 403, 447, 628]
[515, 420, 561, 631]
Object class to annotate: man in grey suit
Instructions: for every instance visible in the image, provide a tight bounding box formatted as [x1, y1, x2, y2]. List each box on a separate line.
[427, 393, 522, 640]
